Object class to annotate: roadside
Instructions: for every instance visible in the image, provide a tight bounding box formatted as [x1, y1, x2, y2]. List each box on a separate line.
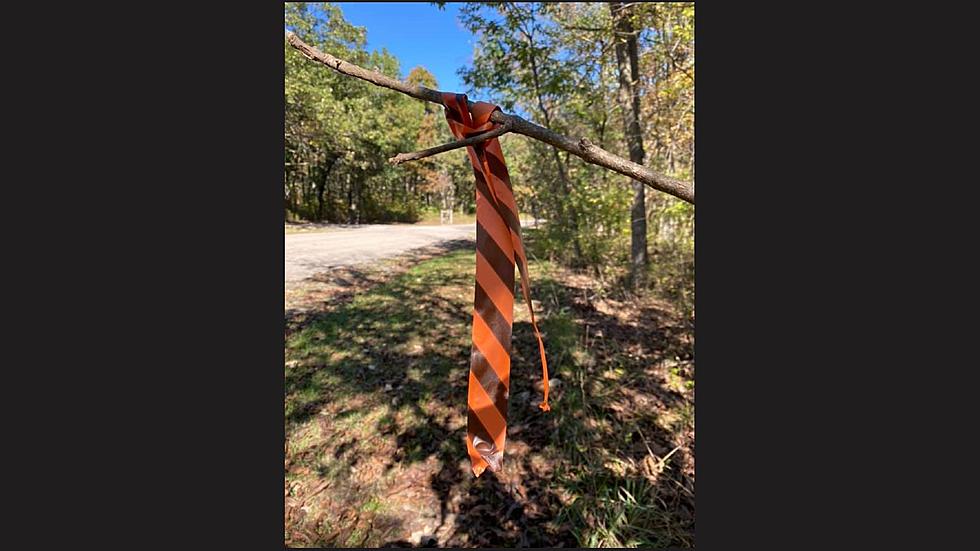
[286, 238, 473, 325]
[285, 224, 476, 286]
[285, 222, 350, 235]
[285, 217, 543, 234]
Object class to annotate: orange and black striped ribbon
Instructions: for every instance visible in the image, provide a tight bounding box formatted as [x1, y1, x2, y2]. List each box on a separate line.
[442, 93, 550, 477]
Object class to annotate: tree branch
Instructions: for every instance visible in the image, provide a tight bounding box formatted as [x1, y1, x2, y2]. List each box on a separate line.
[287, 31, 442, 102]
[286, 31, 694, 204]
[388, 123, 513, 165]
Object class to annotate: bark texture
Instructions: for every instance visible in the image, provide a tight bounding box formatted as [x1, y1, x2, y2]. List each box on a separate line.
[611, 1, 649, 288]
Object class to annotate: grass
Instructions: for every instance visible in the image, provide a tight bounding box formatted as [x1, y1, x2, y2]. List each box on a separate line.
[415, 209, 478, 226]
[284, 229, 694, 547]
[284, 222, 348, 235]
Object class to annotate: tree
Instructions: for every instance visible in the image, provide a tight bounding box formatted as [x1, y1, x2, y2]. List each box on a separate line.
[610, 1, 648, 289]
[285, 2, 470, 223]
[456, 2, 588, 264]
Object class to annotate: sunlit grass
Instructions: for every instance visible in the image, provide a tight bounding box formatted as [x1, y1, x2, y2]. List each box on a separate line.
[285, 230, 693, 547]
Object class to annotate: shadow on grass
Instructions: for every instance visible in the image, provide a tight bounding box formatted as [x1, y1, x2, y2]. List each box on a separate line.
[285, 239, 476, 336]
[285, 230, 694, 548]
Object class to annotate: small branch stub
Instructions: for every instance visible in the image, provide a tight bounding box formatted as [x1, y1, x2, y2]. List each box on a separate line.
[388, 123, 513, 165]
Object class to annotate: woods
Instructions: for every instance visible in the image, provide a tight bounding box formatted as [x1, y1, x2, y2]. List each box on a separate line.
[285, 2, 693, 297]
[285, 3, 469, 224]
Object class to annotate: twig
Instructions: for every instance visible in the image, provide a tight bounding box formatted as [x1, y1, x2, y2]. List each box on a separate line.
[635, 426, 657, 459]
[388, 122, 513, 165]
[301, 480, 331, 506]
[660, 445, 681, 464]
[384, 481, 415, 497]
[671, 475, 695, 498]
[286, 31, 694, 204]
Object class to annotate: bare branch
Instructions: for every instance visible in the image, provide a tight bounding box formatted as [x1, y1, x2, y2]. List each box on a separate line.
[286, 31, 441, 103]
[388, 123, 513, 165]
[286, 31, 694, 204]
[562, 25, 609, 33]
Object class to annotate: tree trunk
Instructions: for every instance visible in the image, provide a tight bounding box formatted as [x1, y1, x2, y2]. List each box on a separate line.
[315, 155, 336, 222]
[325, 164, 333, 222]
[611, 1, 649, 290]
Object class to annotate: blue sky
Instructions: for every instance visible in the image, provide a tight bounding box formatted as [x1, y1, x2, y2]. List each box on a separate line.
[336, 2, 473, 93]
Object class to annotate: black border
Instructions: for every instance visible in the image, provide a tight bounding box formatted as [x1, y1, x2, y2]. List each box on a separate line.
[21, 1, 923, 548]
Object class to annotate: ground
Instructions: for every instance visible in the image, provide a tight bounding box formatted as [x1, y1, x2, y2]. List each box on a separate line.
[284, 228, 694, 548]
[285, 223, 476, 283]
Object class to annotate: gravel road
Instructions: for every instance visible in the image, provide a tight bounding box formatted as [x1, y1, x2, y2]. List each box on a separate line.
[284, 224, 476, 284]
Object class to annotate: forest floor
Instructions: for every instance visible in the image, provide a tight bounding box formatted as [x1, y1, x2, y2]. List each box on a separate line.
[284, 230, 695, 548]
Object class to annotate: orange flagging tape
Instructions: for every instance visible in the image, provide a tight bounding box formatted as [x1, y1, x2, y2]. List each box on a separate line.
[442, 93, 550, 477]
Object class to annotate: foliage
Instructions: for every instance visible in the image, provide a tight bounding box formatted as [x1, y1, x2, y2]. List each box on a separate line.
[456, 2, 693, 300]
[285, 1, 693, 303]
[285, 3, 473, 223]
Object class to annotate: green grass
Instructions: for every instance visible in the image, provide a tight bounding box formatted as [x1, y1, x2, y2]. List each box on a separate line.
[415, 208, 477, 226]
[285, 231, 694, 547]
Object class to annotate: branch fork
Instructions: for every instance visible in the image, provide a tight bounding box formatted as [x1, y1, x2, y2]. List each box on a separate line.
[388, 122, 513, 165]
